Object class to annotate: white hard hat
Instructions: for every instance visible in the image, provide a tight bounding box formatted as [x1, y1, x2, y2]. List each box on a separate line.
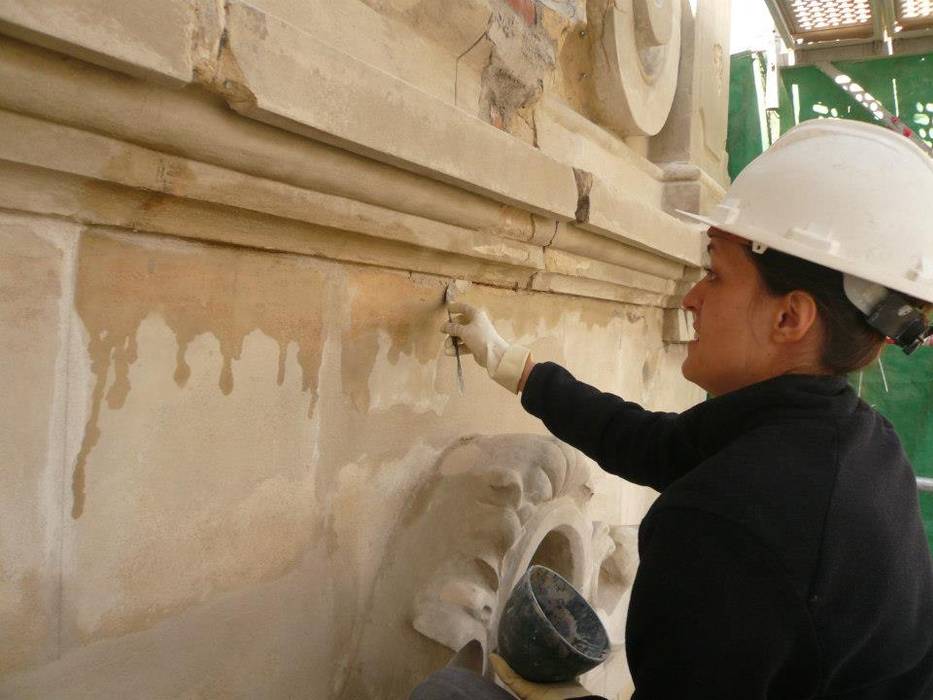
[679, 118, 933, 352]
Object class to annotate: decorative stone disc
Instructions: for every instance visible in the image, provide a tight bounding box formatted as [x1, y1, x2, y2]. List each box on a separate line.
[593, 0, 682, 137]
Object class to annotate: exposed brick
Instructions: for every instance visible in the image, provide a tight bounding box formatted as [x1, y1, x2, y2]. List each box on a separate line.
[506, 0, 536, 26]
[489, 104, 506, 130]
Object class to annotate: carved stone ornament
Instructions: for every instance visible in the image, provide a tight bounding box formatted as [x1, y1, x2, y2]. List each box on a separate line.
[593, 0, 682, 137]
[408, 435, 637, 663]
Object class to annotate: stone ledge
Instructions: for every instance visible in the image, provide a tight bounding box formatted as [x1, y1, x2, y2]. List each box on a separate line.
[550, 224, 685, 280]
[530, 272, 676, 308]
[581, 176, 705, 268]
[0, 103, 692, 307]
[0, 37, 529, 238]
[0, 110, 543, 272]
[544, 249, 676, 296]
[208, 1, 580, 221]
[0, 35, 700, 309]
[0, 6, 706, 279]
[0, 0, 219, 86]
[0, 162, 537, 290]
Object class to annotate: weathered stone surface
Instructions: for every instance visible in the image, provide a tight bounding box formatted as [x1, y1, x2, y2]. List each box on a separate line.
[0, 212, 78, 674]
[212, 1, 580, 220]
[0, 0, 727, 696]
[0, 110, 544, 274]
[663, 308, 695, 343]
[582, 176, 706, 267]
[247, 0, 460, 104]
[479, 4, 556, 141]
[0, 239, 703, 696]
[535, 96, 665, 206]
[0, 0, 219, 85]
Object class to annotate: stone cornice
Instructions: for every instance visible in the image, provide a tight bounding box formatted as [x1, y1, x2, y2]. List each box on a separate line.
[0, 11, 704, 317]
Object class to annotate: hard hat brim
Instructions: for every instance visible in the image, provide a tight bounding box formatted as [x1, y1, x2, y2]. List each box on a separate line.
[675, 210, 719, 232]
[676, 209, 933, 305]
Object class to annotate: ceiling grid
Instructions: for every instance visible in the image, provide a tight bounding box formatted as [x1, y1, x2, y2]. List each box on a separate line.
[765, 0, 933, 58]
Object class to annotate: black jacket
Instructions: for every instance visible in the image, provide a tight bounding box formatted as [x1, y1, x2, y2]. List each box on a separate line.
[521, 364, 933, 699]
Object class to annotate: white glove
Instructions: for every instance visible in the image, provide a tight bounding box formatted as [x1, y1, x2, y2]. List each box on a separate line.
[489, 654, 600, 700]
[442, 302, 531, 394]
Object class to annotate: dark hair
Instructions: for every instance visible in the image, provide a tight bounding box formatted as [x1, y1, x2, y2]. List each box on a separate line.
[745, 248, 885, 375]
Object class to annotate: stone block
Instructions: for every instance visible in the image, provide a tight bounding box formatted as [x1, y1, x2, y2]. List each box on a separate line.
[550, 224, 685, 280]
[0, 212, 78, 674]
[544, 248, 676, 295]
[582, 176, 705, 268]
[535, 97, 665, 207]
[663, 308, 695, 344]
[246, 0, 458, 104]
[0, 110, 544, 274]
[213, 1, 579, 220]
[0, 0, 219, 86]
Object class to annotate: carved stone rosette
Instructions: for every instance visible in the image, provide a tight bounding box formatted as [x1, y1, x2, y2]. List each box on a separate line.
[409, 435, 637, 666]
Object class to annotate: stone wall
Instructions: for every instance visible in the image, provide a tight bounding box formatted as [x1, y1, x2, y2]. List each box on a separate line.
[0, 1, 728, 697]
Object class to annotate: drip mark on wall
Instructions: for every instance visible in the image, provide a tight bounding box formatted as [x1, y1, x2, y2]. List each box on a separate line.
[70, 230, 327, 518]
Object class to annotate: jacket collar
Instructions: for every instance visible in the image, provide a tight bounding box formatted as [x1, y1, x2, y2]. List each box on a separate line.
[679, 374, 858, 461]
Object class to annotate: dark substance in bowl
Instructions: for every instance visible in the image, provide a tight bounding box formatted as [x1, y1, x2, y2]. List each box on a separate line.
[496, 565, 610, 683]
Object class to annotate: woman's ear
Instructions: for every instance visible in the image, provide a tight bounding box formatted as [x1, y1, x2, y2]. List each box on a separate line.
[774, 290, 820, 344]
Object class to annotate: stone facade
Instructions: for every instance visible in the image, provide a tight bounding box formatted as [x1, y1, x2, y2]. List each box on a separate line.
[0, 1, 729, 697]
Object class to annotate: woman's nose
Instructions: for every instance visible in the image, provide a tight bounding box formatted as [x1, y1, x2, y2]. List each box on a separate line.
[682, 279, 703, 312]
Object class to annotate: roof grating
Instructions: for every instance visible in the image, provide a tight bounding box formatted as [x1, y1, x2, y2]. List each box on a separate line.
[788, 0, 874, 33]
[895, 0, 933, 29]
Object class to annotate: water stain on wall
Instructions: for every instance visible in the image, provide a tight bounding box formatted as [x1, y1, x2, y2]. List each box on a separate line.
[341, 269, 449, 413]
[71, 229, 327, 518]
[339, 270, 622, 414]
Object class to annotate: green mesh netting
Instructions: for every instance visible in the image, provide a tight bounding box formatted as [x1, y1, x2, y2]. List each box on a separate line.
[728, 51, 769, 181]
[852, 346, 933, 550]
[778, 54, 933, 147]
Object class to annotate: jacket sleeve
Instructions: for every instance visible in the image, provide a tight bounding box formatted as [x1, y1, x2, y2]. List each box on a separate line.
[520, 361, 702, 490]
[627, 507, 819, 700]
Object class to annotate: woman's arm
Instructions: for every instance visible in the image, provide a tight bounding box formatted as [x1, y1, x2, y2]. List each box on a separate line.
[520, 362, 702, 491]
[444, 304, 703, 490]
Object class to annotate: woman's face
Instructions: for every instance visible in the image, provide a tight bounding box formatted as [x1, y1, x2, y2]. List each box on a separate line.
[681, 231, 783, 395]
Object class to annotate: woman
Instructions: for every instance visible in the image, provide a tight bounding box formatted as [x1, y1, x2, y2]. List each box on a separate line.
[443, 120, 933, 699]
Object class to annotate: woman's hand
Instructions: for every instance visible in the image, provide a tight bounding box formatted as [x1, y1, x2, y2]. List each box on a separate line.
[442, 303, 532, 394]
[489, 654, 603, 700]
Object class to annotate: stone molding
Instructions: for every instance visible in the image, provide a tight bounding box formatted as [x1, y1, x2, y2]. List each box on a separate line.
[0, 33, 704, 318]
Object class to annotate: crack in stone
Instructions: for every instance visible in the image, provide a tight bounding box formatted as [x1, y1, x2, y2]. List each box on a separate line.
[572, 168, 593, 223]
[454, 20, 491, 108]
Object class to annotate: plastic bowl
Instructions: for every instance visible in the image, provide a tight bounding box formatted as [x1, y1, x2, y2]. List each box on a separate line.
[496, 565, 610, 683]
